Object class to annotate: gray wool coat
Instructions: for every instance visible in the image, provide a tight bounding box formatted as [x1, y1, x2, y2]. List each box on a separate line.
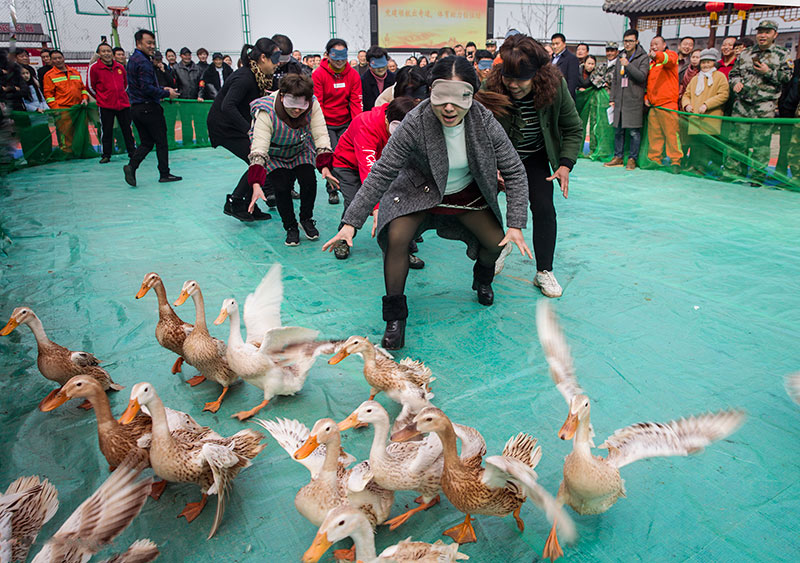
[341, 99, 529, 259]
[609, 44, 650, 129]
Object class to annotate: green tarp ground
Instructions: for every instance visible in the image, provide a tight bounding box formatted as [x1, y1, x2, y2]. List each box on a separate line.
[1, 149, 799, 562]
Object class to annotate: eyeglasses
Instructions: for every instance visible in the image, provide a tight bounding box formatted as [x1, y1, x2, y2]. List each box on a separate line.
[623, 39, 636, 43]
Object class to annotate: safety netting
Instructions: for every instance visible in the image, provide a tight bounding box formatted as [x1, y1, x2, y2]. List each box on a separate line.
[4, 100, 212, 171]
[575, 89, 800, 191]
[1, 146, 799, 562]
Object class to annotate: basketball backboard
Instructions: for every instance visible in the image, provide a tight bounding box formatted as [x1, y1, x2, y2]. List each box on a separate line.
[73, 0, 153, 18]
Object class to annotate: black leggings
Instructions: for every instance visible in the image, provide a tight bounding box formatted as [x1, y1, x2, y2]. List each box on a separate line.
[383, 208, 504, 295]
[524, 150, 557, 272]
[268, 164, 317, 230]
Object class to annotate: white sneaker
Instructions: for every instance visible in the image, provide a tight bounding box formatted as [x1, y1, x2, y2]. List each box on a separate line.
[534, 270, 563, 298]
[494, 243, 513, 275]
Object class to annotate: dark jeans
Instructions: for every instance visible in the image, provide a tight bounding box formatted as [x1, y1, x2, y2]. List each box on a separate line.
[613, 127, 642, 160]
[333, 166, 362, 232]
[327, 124, 350, 194]
[221, 135, 255, 199]
[100, 106, 136, 158]
[129, 103, 170, 176]
[269, 164, 317, 230]
[523, 150, 557, 272]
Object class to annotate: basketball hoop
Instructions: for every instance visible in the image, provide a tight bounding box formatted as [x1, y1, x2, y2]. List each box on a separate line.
[108, 5, 129, 29]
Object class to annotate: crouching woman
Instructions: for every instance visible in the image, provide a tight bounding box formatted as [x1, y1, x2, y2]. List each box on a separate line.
[323, 56, 531, 349]
[247, 73, 339, 245]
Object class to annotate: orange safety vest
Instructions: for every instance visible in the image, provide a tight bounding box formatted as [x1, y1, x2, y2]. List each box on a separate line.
[43, 66, 89, 109]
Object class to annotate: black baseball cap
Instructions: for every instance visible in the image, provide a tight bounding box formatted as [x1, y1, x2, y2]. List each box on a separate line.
[212, 52, 223, 60]
[179, 47, 191, 55]
[153, 50, 163, 59]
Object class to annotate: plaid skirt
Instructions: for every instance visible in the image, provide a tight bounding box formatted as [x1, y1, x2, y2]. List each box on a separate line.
[428, 182, 488, 215]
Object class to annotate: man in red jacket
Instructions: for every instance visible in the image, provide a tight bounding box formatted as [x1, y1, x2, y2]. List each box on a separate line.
[313, 38, 363, 204]
[88, 42, 136, 163]
[645, 36, 683, 169]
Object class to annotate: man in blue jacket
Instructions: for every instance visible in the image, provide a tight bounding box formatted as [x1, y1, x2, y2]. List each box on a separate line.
[124, 29, 181, 187]
[551, 33, 580, 98]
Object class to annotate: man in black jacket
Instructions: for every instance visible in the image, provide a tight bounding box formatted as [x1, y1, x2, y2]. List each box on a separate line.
[551, 33, 580, 97]
[37, 49, 52, 86]
[271, 34, 312, 91]
[199, 52, 232, 100]
[361, 46, 395, 111]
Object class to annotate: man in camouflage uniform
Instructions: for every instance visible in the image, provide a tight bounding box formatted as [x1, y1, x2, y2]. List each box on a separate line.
[591, 41, 620, 89]
[724, 20, 793, 184]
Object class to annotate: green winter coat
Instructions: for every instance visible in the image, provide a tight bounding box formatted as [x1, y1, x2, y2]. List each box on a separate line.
[487, 77, 584, 171]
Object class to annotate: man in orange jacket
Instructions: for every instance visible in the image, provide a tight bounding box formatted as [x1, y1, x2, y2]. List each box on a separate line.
[645, 36, 683, 169]
[42, 49, 89, 154]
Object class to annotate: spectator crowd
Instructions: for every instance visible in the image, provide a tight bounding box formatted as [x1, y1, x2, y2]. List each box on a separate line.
[1, 20, 799, 187]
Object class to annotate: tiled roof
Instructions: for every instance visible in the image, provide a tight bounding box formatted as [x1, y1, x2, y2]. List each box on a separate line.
[603, 1, 707, 16]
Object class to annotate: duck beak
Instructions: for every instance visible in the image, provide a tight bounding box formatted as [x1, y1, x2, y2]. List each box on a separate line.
[119, 398, 142, 424]
[294, 434, 320, 460]
[328, 348, 350, 365]
[301, 531, 332, 563]
[39, 388, 71, 412]
[337, 411, 360, 432]
[213, 308, 228, 325]
[559, 412, 579, 440]
[0, 318, 18, 336]
[135, 283, 150, 299]
[173, 290, 190, 307]
[391, 421, 420, 442]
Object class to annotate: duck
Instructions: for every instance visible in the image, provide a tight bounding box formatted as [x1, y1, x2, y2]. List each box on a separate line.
[1, 306, 123, 408]
[255, 417, 393, 561]
[39, 374, 207, 500]
[30, 458, 153, 563]
[119, 382, 266, 539]
[212, 264, 333, 420]
[302, 504, 470, 563]
[135, 272, 198, 381]
[338, 400, 481, 529]
[173, 280, 239, 412]
[0, 475, 59, 562]
[535, 300, 745, 559]
[328, 335, 434, 404]
[393, 406, 575, 550]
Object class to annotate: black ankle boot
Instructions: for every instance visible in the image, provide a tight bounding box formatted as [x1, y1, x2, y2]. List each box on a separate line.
[381, 294, 408, 350]
[472, 262, 495, 306]
[223, 194, 255, 222]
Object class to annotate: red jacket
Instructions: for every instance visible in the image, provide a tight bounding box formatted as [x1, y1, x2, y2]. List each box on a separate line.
[88, 60, 130, 110]
[646, 49, 680, 109]
[717, 56, 736, 78]
[312, 59, 362, 127]
[333, 105, 389, 182]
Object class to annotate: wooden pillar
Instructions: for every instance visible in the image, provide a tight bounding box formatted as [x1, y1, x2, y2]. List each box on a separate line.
[740, 16, 748, 38]
[631, 15, 639, 30]
[708, 24, 717, 48]
[657, 22, 663, 36]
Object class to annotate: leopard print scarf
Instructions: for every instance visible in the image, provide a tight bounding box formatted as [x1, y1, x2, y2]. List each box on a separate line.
[250, 60, 273, 94]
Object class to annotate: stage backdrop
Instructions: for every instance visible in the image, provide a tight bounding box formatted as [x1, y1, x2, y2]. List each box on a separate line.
[375, 0, 491, 50]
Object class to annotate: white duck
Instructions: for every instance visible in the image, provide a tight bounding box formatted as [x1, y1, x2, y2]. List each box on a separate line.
[535, 300, 745, 560]
[213, 264, 332, 420]
[302, 505, 470, 563]
[255, 417, 393, 561]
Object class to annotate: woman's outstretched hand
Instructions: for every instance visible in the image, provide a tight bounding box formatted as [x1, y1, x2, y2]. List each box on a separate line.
[499, 227, 533, 259]
[321, 167, 340, 190]
[249, 183, 266, 214]
[322, 224, 356, 252]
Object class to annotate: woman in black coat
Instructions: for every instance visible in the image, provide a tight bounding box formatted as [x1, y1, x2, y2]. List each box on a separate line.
[207, 37, 281, 221]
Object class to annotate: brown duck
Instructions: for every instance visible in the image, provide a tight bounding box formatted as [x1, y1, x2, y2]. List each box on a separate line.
[1, 306, 122, 408]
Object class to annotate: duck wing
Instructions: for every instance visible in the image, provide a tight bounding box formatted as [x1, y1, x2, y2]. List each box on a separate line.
[99, 538, 159, 563]
[69, 351, 101, 367]
[785, 372, 800, 404]
[243, 264, 284, 345]
[0, 476, 59, 563]
[31, 460, 151, 563]
[535, 301, 584, 406]
[454, 424, 486, 470]
[258, 326, 320, 355]
[254, 418, 355, 478]
[600, 409, 745, 469]
[483, 455, 576, 544]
